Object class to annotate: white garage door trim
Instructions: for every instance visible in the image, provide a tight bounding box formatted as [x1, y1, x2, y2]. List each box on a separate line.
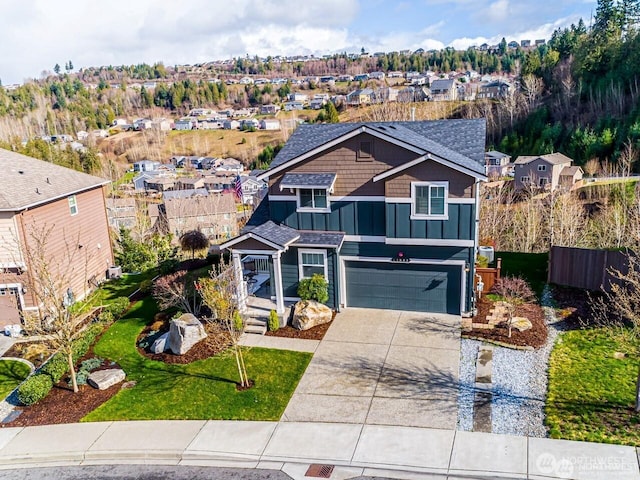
[339, 256, 467, 313]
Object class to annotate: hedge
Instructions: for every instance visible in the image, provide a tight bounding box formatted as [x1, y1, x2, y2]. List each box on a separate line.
[17, 374, 53, 406]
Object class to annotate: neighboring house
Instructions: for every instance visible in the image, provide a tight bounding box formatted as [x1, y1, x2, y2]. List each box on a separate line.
[484, 151, 512, 178]
[240, 176, 267, 205]
[174, 118, 197, 131]
[133, 172, 161, 191]
[160, 192, 238, 241]
[0, 149, 114, 322]
[221, 120, 487, 315]
[106, 198, 137, 230]
[430, 79, 457, 101]
[288, 93, 309, 102]
[174, 177, 205, 191]
[223, 119, 241, 129]
[260, 119, 281, 130]
[346, 88, 374, 106]
[514, 153, 583, 191]
[145, 177, 176, 192]
[215, 158, 243, 175]
[559, 166, 585, 189]
[260, 104, 281, 115]
[477, 81, 511, 99]
[203, 173, 235, 192]
[398, 86, 430, 103]
[284, 101, 304, 111]
[133, 160, 161, 173]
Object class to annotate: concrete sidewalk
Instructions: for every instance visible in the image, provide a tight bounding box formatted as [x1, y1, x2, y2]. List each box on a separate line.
[0, 420, 636, 480]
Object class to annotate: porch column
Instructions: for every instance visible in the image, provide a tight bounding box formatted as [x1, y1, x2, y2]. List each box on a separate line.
[232, 252, 247, 313]
[272, 251, 285, 314]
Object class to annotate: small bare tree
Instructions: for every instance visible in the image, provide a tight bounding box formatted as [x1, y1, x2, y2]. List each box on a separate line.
[152, 270, 201, 316]
[20, 224, 92, 393]
[584, 158, 600, 178]
[197, 260, 249, 388]
[590, 252, 640, 411]
[492, 276, 535, 338]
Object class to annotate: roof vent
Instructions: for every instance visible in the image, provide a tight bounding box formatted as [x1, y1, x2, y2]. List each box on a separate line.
[18, 170, 24, 174]
[389, 125, 397, 129]
[378, 126, 386, 130]
[46, 177, 51, 184]
[35, 188, 40, 195]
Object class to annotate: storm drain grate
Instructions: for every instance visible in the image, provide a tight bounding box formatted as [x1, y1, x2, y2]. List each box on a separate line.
[305, 464, 334, 478]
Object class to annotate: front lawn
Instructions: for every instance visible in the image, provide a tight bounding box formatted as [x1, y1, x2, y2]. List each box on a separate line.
[89, 270, 157, 306]
[83, 298, 312, 422]
[546, 328, 640, 446]
[0, 360, 31, 398]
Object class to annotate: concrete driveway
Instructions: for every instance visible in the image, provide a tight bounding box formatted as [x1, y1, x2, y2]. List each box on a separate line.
[281, 308, 461, 429]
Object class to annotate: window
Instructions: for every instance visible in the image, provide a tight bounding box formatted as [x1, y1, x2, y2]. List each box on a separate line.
[68, 195, 78, 216]
[297, 188, 329, 212]
[358, 141, 372, 160]
[539, 178, 548, 187]
[411, 182, 448, 219]
[520, 176, 530, 184]
[537, 165, 547, 171]
[298, 250, 328, 280]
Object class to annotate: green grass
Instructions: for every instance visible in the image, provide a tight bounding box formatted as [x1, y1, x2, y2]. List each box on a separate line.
[495, 251, 549, 297]
[0, 360, 31, 398]
[546, 328, 640, 446]
[82, 298, 312, 422]
[88, 270, 157, 306]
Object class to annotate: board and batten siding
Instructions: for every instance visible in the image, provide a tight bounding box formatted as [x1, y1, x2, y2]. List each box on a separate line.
[18, 187, 113, 308]
[0, 212, 23, 266]
[269, 133, 420, 197]
[385, 203, 475, 240]
[280, 247, 338, 309]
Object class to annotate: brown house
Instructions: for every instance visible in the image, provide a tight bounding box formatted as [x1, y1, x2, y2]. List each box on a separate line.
[159, 192, 238, 242]
[514, 153, 583, 191]
[0, 149, 113, 323]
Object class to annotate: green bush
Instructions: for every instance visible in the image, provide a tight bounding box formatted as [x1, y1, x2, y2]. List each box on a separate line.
[97, 310, 114, 324]
[72, 324, 104, 361]
[139, 279, 153, 295]
[105, 297, 130, 319]
[17, 374, 53, 406]
[268, 310, 280, 331]
[233, 311, 244, 331]
[40, 354, 68, 383]
[297, 274, 329, 304]
[476, 255, 489, 268]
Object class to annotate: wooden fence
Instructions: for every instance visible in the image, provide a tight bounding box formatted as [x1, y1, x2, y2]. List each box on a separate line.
[548, 246, 630, 292]
[475, 258, 501, 295]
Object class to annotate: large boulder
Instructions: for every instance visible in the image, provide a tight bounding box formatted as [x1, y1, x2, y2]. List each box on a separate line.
[88, 368, 126, 390]
[508, 316, 533, 332]
[168, 313, 207, 355]
[292, 300, 332, 331]
[151, 332, 170, 354]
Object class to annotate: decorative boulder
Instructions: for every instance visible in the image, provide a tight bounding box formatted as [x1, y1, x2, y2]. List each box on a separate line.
[168, 313, 207, 355]
[88, 368, 126, 390]
[151, 332, 170, 354]
[509, 317, 533, 332]
[292, 300, 332, 331]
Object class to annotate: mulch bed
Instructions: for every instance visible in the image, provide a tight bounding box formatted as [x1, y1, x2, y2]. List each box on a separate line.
[465, 296, 548, 348]
[136, 320, 232, 364]
[550, 285, 594, 328]
[264, 310, 336, 341]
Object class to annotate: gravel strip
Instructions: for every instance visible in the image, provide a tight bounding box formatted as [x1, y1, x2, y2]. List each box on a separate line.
[457, 337, 480, 431]
[491, 285, 564, 437]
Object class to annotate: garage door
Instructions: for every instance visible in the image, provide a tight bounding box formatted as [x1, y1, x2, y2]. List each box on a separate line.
[345, 261, 462, 314]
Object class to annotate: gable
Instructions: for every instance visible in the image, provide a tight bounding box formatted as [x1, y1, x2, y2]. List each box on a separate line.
[384, 160, 475, 198]
[268, 132, 420, 197]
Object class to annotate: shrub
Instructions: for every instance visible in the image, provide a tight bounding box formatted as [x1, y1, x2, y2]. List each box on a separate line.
[297, 274, 329, 304]
[97, 310, 114, 324]
[159, 258, 179, 275]
[105, 297, 130, 319]
[233, 310, 244, 331]
[17, 374, 53, 406]
[40, 354, 68, 383]
[71, 357, 103, 387]
[476, 255, 489, 268]
[139, 279, 153, 295]
[268, 310, 280, 331]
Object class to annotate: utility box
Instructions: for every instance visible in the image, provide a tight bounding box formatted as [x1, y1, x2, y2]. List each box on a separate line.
[107, 266, 122, 279]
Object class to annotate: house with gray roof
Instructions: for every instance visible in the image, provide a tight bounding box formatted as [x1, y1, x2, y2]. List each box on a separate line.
[0, 149, 113, 324]
[514, 152, 583, 191]
[430, 79, 457, 101]
[221, 120, 487, 317]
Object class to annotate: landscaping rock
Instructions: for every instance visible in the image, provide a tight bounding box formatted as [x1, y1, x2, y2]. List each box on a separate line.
[168, 313, 207, 355]
[292, 300, 332, 331]
[151, 332, 170, 354]
[88, 368, 126, 390]
[509, 317, 533, 332]
[613, 351, 626, 359]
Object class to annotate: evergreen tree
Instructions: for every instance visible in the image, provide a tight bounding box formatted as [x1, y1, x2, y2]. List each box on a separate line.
[54, 64, 61, 75]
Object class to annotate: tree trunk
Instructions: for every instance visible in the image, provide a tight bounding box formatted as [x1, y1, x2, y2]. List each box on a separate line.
[67, 352, 78, 393]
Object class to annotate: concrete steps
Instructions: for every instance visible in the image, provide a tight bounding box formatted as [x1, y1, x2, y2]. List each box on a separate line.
[244, 317, 267, 335]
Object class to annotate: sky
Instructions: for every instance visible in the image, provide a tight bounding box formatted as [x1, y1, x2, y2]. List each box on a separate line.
[0, 0, 597, 85]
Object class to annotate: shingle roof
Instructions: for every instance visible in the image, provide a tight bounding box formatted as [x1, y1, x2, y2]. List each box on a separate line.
[294, 231, 344, 248]
[514, 153, 573, 165]
[162, 188, 209, 200]
[247, 221, 300, 248]
[268, 120, 486, 176]
[560, 166, 582, 176]
[0, 148, 109, 211]
[280, 173, 337, 189]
